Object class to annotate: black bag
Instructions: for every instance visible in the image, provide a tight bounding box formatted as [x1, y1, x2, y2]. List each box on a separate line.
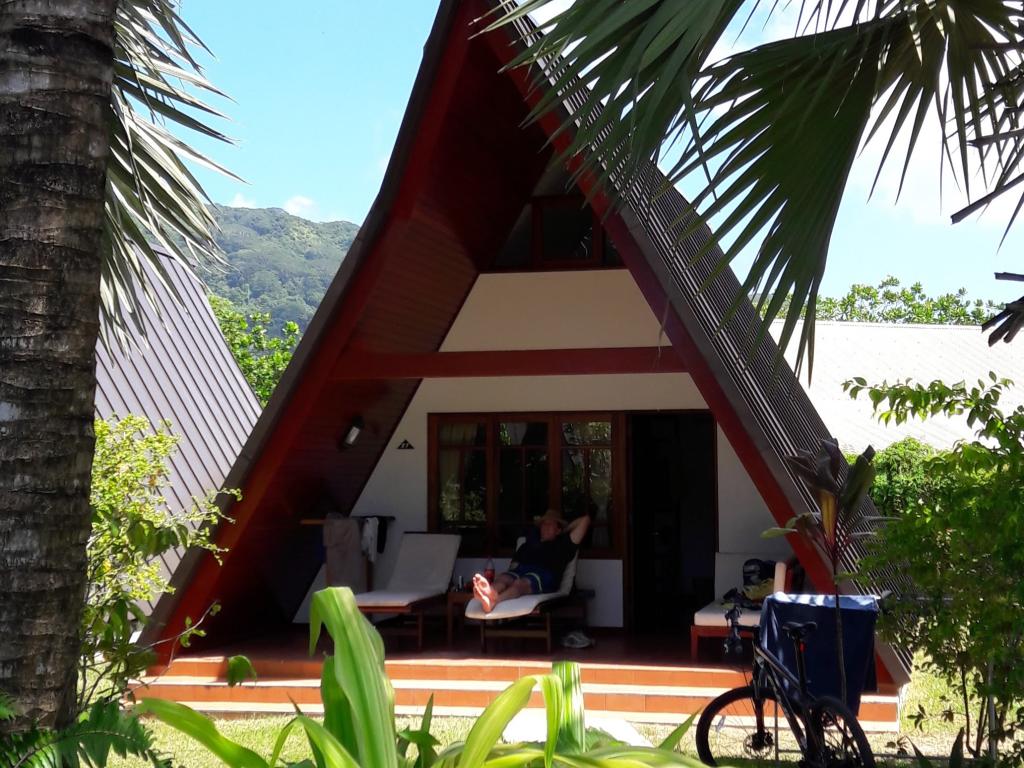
[723, 558, 776, 610]
[743, 558, 775, 588]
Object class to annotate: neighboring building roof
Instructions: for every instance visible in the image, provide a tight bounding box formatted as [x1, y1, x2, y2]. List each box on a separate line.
[149, 0, 910, 681]
[95, 256, 261, 604]
[772, 321, 1024, 451]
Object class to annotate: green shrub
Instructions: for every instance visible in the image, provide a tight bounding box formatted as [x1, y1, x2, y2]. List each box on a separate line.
[849, 376, 1024, 765]
[81, 415, 231, 710]
[868, 438, 943, 518]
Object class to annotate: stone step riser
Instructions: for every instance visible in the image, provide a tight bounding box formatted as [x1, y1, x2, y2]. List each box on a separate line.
[135, 681, 898, 724]
[155, 660, 749, 689]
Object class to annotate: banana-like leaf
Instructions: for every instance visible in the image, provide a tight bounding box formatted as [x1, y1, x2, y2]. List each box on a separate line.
[268, 717, 300, 768]
[534, 674, 563, 767]
[136, 698, 268, 768]
[320, 653, 358, 758]
[656, 712, 696, 752]
[294, 715, 362, 768]
[309, 588, 398, 768]
[553, 661, 585, 755]
[459, 677, 538, 768]
[838, 446, 876, 523]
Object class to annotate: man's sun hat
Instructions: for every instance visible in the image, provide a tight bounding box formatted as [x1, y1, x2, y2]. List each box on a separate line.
[534, 509, 567, 527]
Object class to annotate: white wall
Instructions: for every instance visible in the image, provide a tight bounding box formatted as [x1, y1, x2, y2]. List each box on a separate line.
[440, 271, 669, 351]
[296, 271, 786, 626]
[716, 426, 792, 559]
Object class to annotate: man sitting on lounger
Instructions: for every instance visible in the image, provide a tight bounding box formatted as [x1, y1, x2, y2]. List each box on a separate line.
[473, 510, 591, 613]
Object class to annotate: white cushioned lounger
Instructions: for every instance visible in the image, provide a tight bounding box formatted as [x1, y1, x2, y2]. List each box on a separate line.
[465, 553, 578, 621]
[690, 552, 789, 657]
[355, 532, 460, 649]
[355, 532, 461, 608]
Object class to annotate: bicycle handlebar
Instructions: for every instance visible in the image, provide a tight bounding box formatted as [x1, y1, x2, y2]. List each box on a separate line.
[723, 606, 760, 655]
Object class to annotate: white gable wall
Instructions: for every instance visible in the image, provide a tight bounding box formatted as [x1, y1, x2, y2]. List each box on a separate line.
[297, 271, 785, 627]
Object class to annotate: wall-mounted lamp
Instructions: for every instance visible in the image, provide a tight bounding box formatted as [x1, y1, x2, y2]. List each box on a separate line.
[339, 415, 365, 450]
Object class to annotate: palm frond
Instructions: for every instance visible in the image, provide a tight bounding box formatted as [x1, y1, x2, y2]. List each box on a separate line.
[102, 0, 239, 348]
[492, 0, 1024, 368]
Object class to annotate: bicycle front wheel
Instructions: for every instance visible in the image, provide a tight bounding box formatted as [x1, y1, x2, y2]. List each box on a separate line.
[809, 696, 876, 768]
[695, 685, 803, 767]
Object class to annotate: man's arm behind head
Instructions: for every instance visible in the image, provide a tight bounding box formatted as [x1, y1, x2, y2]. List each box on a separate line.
[566, 513, 591, 545]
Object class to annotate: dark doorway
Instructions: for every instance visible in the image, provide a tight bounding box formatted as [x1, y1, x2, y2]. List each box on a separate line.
[629, 412, 716, 633]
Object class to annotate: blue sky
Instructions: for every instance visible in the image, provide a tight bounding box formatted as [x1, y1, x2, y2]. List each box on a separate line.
[182, 1, 1023, 304]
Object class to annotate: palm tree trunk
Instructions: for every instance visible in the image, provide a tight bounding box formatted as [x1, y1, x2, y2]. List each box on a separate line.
[0, 0, 118, 731]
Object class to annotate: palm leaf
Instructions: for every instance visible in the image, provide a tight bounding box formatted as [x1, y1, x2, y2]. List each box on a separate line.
[492, 1, 1024, 367]
[100, 0, 238, 348]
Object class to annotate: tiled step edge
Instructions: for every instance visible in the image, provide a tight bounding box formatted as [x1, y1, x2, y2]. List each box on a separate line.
[150, 701, 898, 731]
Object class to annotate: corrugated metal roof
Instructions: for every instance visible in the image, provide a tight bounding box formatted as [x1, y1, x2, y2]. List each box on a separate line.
[94, 255, 261, 608]
[771, 321, 1024, 451]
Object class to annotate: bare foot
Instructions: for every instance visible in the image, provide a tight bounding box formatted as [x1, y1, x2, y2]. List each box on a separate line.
[473, 573, 498, 613]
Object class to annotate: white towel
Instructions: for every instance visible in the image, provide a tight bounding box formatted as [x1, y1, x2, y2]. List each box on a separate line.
[361, 516, 379, 563]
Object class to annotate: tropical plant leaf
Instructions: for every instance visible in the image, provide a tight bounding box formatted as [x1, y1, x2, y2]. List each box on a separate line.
[309, 587, 398, 768]
[294, 714, 362, 768]
[320, 653, 358, 758]
[0, 691, 16, 721]
[136, 698, 268, 768]
[553, 661, 585, 755]
[459, 677, 538, 768]
[657, 712, 697, 752]
[534, 673, 563, 767]
[226, 655, 258, 687]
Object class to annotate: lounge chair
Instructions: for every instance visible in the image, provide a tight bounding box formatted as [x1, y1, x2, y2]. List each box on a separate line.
[465, 543, 583, 653]
[690, 552, 793, 659]
[355, 532, 461, 650]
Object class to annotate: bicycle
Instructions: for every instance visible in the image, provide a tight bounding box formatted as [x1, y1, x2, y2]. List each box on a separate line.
[695, 605, 876, 767]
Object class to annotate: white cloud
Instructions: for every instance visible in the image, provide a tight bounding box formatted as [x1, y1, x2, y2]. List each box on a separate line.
[283, 195, 317, 218]
[228, 192, 258, 208]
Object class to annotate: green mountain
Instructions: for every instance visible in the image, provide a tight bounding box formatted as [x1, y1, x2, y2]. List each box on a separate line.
[203, 205, 360, 333]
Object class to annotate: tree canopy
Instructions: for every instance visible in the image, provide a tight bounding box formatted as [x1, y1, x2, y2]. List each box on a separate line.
[769, 276, 999, 325]
[210, 295, 300, 406]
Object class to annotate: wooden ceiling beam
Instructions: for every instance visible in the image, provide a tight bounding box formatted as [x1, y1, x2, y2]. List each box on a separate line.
[332, 347, 685, 380]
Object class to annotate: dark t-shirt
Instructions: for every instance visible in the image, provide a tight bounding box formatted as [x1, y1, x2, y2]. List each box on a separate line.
[512, 530, 578, 577]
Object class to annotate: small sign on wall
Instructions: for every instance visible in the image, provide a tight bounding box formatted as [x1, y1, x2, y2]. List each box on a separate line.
[397, 440, 414, 450]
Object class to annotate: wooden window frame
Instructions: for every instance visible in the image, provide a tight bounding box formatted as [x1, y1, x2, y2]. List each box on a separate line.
[428, 411, 626, 559]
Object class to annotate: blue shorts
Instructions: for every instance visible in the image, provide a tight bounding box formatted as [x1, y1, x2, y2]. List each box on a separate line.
[504, 564, 558, 594]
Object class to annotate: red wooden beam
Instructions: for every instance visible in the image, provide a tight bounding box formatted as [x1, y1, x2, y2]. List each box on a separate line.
[332, 347, 685, 380]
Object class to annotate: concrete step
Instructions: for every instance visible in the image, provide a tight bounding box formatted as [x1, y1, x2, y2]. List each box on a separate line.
[135, 673, 900, 729]
[154, 655, 751, 690]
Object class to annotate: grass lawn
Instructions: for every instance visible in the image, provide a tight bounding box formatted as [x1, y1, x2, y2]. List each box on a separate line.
[110, 664, 962, 767]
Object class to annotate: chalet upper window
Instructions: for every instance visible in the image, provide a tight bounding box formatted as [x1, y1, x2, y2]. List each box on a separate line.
[428, 412, 624, 557]
[492, 196, 623, 270]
